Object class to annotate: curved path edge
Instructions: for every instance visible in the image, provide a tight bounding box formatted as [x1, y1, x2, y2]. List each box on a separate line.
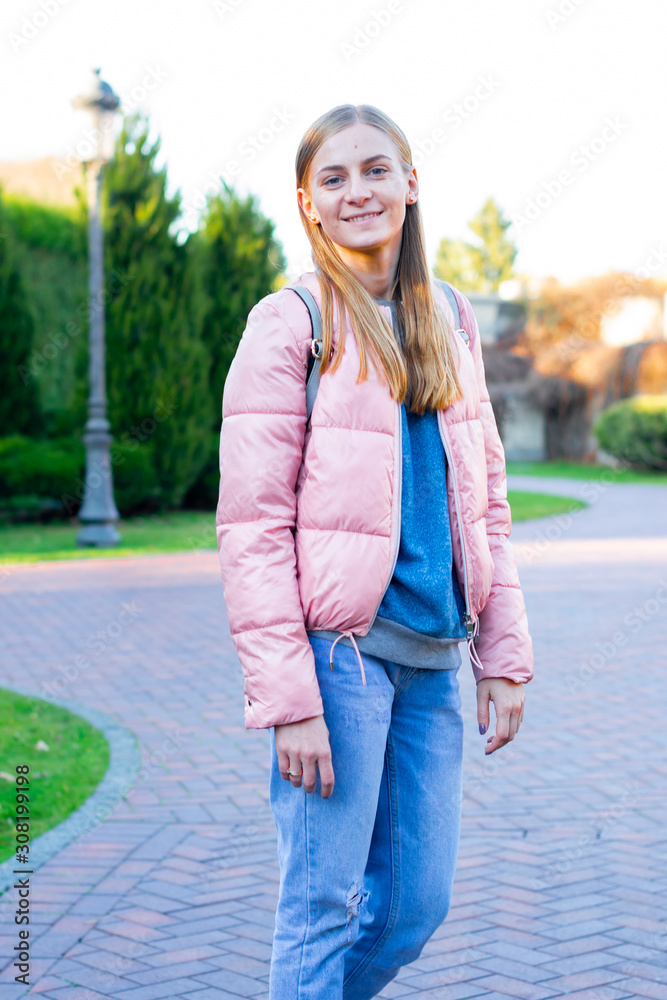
[0, 687, 142, 898]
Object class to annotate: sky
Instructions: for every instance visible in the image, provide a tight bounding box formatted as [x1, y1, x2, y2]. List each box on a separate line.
[1, 0, 666, 285]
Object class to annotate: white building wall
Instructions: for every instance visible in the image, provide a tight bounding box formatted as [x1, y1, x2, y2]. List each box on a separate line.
[600, 296, 664, 347]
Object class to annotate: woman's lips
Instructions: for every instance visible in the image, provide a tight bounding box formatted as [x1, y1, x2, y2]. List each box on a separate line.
[344, 211, 383, 223]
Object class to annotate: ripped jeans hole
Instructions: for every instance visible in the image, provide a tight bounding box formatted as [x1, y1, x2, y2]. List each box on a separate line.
[345, 879, 371, 942]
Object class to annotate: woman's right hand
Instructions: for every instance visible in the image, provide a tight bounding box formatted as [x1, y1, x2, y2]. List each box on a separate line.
[275, 715, 335, 798]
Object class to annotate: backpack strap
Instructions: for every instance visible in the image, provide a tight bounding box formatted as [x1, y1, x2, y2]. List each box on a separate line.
[285, 284, 323, 425]
[434, 278, 470, 346]
[285, 279, 470, 426]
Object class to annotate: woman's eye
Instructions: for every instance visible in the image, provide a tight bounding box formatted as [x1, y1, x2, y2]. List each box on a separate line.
[322, 167, 386, 186]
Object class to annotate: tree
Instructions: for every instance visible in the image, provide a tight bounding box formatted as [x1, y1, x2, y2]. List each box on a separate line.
[0, 188, 40, 436]
[195, 183, 286, 417]
[434, 198, 517, 293]
[102, 113, 213, 508]
[182, 185, 286, 509]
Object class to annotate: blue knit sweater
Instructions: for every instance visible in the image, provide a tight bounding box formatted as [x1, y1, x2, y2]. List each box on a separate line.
[376, 401, 467, 638]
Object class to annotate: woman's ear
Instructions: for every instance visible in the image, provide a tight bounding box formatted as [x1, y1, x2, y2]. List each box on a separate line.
[297, 187, 319, 224]
[406, 166, 418, 205]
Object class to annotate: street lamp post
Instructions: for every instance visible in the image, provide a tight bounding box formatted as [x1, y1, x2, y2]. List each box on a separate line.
[72, 68, 121, 547]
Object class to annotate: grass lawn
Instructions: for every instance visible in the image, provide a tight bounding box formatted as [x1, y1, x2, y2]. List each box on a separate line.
[0, 494, 585, 566]
[507, 459, 667, 485]
[508, 490, 586, 521]
[0, 510, 217, 563]
[0, 689, 110, 864]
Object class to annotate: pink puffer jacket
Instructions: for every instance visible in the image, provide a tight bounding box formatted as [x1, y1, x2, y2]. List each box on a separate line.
[217, 271, 533, 729]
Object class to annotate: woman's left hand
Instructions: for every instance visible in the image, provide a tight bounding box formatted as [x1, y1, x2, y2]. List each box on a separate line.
[476, 677, 525, 754]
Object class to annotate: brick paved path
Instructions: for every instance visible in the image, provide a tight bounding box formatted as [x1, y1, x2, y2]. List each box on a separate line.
[1, 477, 666, 999]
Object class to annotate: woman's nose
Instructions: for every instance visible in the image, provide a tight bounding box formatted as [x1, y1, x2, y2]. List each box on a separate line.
[345, 173, 373, 203]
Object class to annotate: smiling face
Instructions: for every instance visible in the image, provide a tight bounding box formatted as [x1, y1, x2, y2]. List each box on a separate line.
[297, 121, 418, 263]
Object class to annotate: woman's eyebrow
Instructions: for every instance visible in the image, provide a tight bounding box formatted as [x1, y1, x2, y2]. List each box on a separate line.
[315, 154, 393, 178]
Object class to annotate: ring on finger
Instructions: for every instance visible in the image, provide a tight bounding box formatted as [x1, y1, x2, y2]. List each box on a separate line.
[288, 768, 303, 777]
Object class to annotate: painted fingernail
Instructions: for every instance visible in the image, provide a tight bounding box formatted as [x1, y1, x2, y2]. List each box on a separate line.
[479, 724, 486, 734]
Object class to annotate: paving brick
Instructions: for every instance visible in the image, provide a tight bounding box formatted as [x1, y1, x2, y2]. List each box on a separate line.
[543, 991, 633, 1000]
[610, 979, 667, 999]
[470, 940, 553, 967]
[470, 955, 560, 983]
[459, 974, 560, 999]
[400, 963, 488, 990]
[23, 974, 71, 994]
[44, 960, 135, 994]
[175, 990, 264, 1000]
[187, 966, 268, 995]
[531, 968, 629, 992]
[386, 985, 485, 1000]
[538, 951, 627, 975]
[45, 989, 116, 1000]
[540, 934, 627, 958]
[107, 978, 210, 999]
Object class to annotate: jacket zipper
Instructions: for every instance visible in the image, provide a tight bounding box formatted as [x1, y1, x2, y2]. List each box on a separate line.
[366, 397, 403, 632]
[366, 301, 403, 633]
[437, 411, 477, 641]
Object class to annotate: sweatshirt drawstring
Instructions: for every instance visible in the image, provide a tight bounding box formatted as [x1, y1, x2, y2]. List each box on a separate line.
[328, 622, 481, 686]
[329, 630, 367, 686]
[467, 616, 484, 675]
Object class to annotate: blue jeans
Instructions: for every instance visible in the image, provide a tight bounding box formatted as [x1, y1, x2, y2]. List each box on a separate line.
[268, 635, 464, 999]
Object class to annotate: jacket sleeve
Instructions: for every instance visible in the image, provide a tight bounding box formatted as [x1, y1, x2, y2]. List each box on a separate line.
[455, 288, 534, 685]
[216, 295, 325, 728]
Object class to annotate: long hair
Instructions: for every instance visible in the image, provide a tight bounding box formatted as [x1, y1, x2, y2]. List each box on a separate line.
[295, 103, 462, 413]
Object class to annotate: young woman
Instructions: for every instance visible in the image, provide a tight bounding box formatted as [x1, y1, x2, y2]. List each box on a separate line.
[217, 104, 533, 1000]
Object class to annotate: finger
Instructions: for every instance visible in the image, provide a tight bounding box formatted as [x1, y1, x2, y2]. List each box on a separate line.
[318, 753, 335, 799]
[485, 731, 510, 753]
[476, 683, 491, 734]
[485, 724, 509, 753]
[288, 757, 303, 788]
[277, 748, 292, 781]
[302, 758, 318, 794]
[511, 692, 525, 735]
[507, 706, 521, 741]
[485, 704, 522, 753]
[494, 704, 511, 743]
[516, 695, 525, 726]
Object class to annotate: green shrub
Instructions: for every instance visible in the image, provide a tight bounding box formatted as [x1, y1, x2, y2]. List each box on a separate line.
[0, 435, 161, 519]
[183, 432, 219, 510]
[2, 191, 88, 437]
[109, 440, 161, 514]
[2, 194, 86, 258]
[594, 395, 667, 470]
[0, 193, 41, 436]
[0, 436, 82, 502]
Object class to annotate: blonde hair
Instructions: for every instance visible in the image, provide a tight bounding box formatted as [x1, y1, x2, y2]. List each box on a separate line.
[295, 103, 462, 413]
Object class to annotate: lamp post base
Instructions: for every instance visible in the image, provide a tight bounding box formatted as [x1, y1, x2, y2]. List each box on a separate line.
[76, 520, 122, 547]
[76, 425, 121, 548]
